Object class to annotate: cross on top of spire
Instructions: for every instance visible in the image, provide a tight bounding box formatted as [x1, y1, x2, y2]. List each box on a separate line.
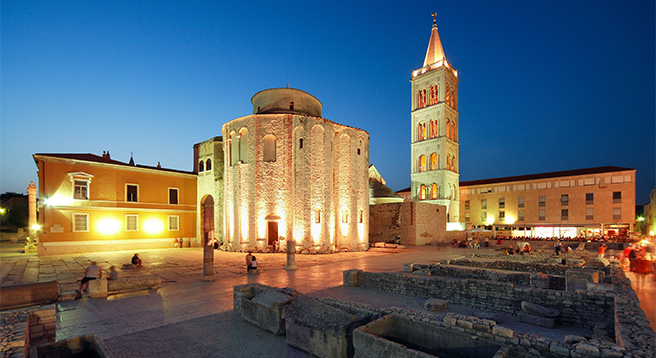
[431, 12, 437, 25]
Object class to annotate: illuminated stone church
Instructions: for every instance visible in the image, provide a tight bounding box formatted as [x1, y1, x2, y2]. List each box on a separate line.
[198, 88, 370, 253]
[410, 15, 460, 222]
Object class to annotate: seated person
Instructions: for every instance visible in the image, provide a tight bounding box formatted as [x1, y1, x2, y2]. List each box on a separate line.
[131, 253, 143, 268]
[107, 265, 118, 280]
[77, 261, 102, 293]
[248, 255, 258, 271]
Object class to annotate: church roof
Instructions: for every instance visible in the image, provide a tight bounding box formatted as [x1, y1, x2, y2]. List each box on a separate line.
[423, 18, 446, 68]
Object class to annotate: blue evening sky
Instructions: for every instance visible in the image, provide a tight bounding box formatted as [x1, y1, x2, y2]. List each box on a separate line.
[2, 1, 654, 204]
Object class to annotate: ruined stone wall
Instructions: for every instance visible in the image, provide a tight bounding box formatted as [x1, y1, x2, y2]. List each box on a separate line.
[346, 271, 614, 330]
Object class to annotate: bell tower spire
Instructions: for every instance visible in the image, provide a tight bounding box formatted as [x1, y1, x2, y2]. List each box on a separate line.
[423, 12, 446, 68]
[410, 14, 460, 222]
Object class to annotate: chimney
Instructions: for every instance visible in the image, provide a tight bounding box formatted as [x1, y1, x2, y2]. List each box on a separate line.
[157, 162, 161, 168]
[102, 151, 111, 159]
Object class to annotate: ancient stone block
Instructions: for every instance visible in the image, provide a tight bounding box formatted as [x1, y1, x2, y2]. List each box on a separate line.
[424, 298, 448, 311]
[517, 311, 556, 328]
[88, 278, 107, 298]
[530, 272, 550, 289]
[566, 269, 599, 292]
[354, 314, 503, 358]
[283, 296, 365, 358]
[241, 289, 293, 335]
[585, 258, 610, 268]
[492, 326, 513, 338]
[343, 269, 363, 287]
[521, 301, 559, 318]
[574, 342, 600, 356]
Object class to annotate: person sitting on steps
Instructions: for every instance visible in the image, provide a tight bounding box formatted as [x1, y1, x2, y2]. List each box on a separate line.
[77, 261, 102, 294]
[131, 253, 143, 268]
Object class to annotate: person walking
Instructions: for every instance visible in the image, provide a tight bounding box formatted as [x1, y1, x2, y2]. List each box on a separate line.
[598, 243, 607, 258]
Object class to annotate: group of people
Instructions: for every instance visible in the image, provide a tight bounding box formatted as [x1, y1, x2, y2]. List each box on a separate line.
[490, 235, 638, 244]
[451, 238, 490, 249]
[76, 253, 143, 295]
[503, 244, 532, 255]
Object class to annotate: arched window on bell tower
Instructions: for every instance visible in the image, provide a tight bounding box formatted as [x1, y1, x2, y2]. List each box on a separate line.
[430, 153, 437, 170]
[418, 155, 426, 172]
[419, 185, 427, 200]
[431, 183, 438, 199]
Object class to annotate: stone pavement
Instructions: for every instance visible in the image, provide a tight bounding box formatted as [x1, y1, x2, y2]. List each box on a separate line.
[1, 243, 655, 357]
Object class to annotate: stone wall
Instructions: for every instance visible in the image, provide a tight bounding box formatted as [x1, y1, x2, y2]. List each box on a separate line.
[344, 270, 615, 331]
[369, 201, 447, 246]
[407, 263, 565, 290]
[0, 304, 56, 358]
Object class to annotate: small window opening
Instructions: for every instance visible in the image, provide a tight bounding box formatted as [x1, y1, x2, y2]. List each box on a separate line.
[289, 102, 294, 110]
[357, 148, 361, 155]
[299, 138, 304, 149]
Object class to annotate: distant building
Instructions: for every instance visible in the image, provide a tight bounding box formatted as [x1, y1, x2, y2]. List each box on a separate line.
[32, 153, 197, 255]
[458, 166, 636, 238]
[410, 16, 460, 222]
[193, 137, 224, 246]
[218, 88, 370, 253]
[646, 188, 656, 236]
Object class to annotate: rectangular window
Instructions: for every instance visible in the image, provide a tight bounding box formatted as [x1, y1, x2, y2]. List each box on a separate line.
[586, 193, 594, 205]
[168, 215, 179, 231]
[613, 207, 621, 220]
[126, 214, 138, 231]
[561, 194, 568, 206]
[561, 209, 568, 220]
[481, 211, 487, 222]
[499, 211, 505, 221]
[518, 197, 524, 208]
[464, 212, 470, 222]
[499, 198, 505, 209]
[538, 209, 546, 221]
[359, 209, 364, 223]
[481, 199, 487, 210]
[169, 188, 179, 205]
[341, 209, 348, 224]
[538, 196, 546, 207]
[314, 209, 321, 224]
[74, 180, 89, 200]
[518, 210, 525, 221]
[464, 200, 470, 210]
[73, 213, 89, 232]
[586, 208, 594, 220]
[126, 184, 138, 202]
[613, 191, 621, 204]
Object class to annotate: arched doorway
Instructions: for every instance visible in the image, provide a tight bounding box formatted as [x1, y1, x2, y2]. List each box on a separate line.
[265, 213, 280, 252]
[201, 195, 214, 246]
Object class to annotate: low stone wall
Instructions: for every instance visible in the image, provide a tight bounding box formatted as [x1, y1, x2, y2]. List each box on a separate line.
[407, 263, 565, 290]
[447, 255, 611, 283]
[610, 263, 656, 356]
[0, 281, 59, 310]
[343, 270, 615, 332]
[0, 304, 57, 358]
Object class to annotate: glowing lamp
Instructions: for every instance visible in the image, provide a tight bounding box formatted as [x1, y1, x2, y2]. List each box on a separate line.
[32, 224, 41, 231]
[0, 208, 6, 214]
[486, 217, 495, 226]
[143, 218, 164, 235]
[637, 217, 645, 222]
[96, 218, 120, 235]
[505, 216, 516, 225]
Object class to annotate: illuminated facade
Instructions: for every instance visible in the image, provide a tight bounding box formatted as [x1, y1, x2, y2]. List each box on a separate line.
[458, 166, 636, 237]
[193, 137, 224, 245]
[410, 16, 460, 222]
[33, 153, 197, 255]
[222, 88, 370, 252]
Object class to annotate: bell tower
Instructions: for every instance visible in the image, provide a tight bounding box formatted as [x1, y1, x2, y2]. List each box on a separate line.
[410, 13, 459, 222]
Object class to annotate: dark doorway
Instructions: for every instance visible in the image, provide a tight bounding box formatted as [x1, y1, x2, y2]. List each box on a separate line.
[267, 221, 278, 246]
[201, 195, 214, 246]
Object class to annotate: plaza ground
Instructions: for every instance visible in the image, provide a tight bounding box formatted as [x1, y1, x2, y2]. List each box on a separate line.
[1, 240, 654, 357]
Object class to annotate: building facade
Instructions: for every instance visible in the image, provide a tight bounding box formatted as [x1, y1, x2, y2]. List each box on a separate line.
[458, 166, 636, 238]
[33, 153, 197, 255]
[193, 137, 224, 246]
[410, 16, 460, 222]
[221, 88, 370, 253]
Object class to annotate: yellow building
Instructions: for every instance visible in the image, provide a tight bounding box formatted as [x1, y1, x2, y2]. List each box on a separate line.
[33, 152, 197, 255]
[458, 166, 636, 238]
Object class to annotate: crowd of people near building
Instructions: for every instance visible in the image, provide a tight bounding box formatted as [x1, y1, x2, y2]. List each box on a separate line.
[488, 235, 639, 244]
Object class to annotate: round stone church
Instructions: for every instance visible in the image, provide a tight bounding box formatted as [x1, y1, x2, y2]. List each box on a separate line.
[221, 88, 369, 253]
